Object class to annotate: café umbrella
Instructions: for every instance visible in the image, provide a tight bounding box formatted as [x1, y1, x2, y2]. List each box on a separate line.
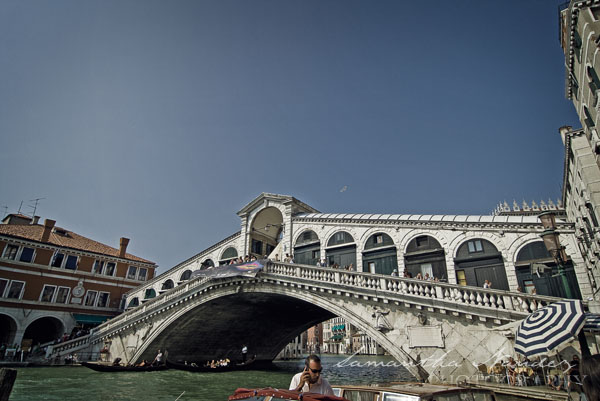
[514, 300, 586, 357]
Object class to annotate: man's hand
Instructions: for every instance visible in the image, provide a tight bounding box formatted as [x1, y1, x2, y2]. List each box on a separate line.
[295, 367, 310, 391]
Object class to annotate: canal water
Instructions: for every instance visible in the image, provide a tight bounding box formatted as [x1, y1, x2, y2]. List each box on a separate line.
[10, 355, 414, 401]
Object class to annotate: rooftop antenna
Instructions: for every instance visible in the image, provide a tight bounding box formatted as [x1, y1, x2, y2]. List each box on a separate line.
[28, 197, 45, 217]
[17, 200, 24, 214]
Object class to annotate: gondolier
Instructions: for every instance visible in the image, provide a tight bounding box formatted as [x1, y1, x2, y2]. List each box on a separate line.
[152, 349, 164, 366]
[241, 345, 248, 363]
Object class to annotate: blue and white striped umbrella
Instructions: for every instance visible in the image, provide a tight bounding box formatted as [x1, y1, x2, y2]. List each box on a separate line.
[584, 313, 600, 332]
[514, 300, 586, 357]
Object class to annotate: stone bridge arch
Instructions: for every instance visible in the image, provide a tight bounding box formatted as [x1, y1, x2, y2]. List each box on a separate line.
[122, 283, 431, 380]
[97, 273, 519, 384]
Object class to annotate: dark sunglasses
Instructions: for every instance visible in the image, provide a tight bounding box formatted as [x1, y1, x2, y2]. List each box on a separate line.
[309, 368, 322, 373]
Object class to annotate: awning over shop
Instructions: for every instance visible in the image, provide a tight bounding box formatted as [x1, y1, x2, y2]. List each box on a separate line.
[73, 314, 112, 325]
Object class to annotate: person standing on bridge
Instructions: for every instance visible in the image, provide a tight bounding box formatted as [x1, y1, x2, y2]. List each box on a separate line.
[289, 354, 334, 395]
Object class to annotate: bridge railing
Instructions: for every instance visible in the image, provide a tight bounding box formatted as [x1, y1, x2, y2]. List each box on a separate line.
[265, 261, 571, 315]
[86, 260, 578, 343]
[46, 334, 93, 358]
[87, 275, 212, 341]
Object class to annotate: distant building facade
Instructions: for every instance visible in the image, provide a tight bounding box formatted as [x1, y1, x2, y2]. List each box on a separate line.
[306, 323, 322, 354]
[124, 193, 592, 307]
[559, 1, 600, 301]
[0, 214, 156, 346]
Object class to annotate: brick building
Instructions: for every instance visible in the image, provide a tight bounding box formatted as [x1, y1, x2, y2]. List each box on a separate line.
[0, 213, 156, 347]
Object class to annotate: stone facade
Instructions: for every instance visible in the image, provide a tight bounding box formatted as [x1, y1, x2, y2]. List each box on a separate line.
[124, 193, 592, 307]
[71, 263, 556, 383]
[560, 1, 600, 303]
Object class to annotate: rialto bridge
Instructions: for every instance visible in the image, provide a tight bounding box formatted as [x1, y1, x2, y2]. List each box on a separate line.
[125, 193, 592, 305]
[48, 193, 593, 383]
[50, 260, 572, 383]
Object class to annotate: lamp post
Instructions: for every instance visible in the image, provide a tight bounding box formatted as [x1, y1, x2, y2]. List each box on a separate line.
[538, 211, 574, 299]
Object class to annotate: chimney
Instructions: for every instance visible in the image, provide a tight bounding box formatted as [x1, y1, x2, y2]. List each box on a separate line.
[119, 237, 130, 258]
[32, 216, 40, 225]
[41, 219, 56, 242]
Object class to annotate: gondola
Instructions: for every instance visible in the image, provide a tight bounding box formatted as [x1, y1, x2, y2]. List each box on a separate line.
[81, 361, 169, 372]
[166, 358, 255, 372]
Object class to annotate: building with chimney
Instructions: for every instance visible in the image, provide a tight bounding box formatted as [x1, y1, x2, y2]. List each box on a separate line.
[559, 1, 600, 302]
[0, 213, 156, 347]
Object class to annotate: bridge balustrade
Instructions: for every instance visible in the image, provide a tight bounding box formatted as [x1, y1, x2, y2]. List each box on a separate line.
[265, 261, 569, 315]
[51, 260, 578, 358]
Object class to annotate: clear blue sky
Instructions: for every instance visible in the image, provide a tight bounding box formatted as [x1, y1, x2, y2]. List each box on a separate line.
[0, 0, 581, 274]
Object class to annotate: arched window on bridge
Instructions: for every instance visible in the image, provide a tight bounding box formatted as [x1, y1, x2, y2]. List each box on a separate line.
[219, 247, 238, 265]
[404, 235, 447, 281]
[454, 239, 509, 290]
[515, 241, 581, 299]
[201, 259, 214, 270]
[362, 233, 397, 274]
[24, 316, 64, 345]
[294, 230, 320, 265]
[326, 231, 356, 269]
[144, 288, 156, 300]
[161, 279, 174, 292]
[0, 314, 18, 344]
[127, 297, 139, 308]
[179, 270, 192, 282]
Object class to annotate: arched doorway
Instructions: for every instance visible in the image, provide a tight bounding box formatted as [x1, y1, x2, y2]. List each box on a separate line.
[161, 279, 174, 291]
[201, 259, 215, 269]
[23, 316, 64, 344]
[219, 247, 238, 265]
[454, 239, 509, 290]
[294, 230, 320, 265]
[249, 207, 284, 258]
[362, 233, 397, 274]
[0, 314, 18, 344]
[326, 231, 356, 269]
[404, 235, 447, 280]
[515, 241, 581, 299]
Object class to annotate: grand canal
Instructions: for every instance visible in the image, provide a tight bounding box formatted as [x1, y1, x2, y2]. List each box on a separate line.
[9, 355, 413, 400]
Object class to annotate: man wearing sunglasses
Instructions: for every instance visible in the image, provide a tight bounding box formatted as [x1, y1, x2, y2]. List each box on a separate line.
[289, 354, 334, 395]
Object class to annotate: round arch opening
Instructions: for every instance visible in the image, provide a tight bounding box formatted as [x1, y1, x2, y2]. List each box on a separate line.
[180, 270, 192, 281]
[161, 279, 174, 291]
[514, 241, 581, 299]
[454, 239, 508, 290]
[362, 233, 397, 275]
[128, 297, 140, 308]
[0, 314, 18, 344]
[249, 207, 284, 258]
[294, 230, 320, 265]
[404, 235, 447, 280]
[201, 259, 215, 270]
[325, 231, 356, 269]
[219, 247, 239, 265]
[23, 316, 64, 345]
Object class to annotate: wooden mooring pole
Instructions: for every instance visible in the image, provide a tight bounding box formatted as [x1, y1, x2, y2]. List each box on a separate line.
[0, 368, 17, 401]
